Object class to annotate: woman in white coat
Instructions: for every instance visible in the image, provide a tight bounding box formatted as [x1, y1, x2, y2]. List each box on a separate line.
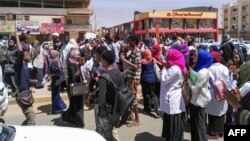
[160, 49, 186, 141]
[205, 51, 229, 139]
[188, 47, 213, 141]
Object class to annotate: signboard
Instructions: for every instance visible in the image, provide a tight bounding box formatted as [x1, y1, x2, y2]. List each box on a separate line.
[134, 11, 217, 20]
[185, 19, 197, 29]
[16, 20, 40, 34]
[41, 23, 64, 34]
[0, 21, 15, 33]
[171, 19, 183, 28]
[199, 19, 214, 28]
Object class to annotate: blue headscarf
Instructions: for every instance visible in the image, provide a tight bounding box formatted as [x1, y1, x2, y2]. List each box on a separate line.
[210, 45, 220, 52]
[194, 48, 213, 72]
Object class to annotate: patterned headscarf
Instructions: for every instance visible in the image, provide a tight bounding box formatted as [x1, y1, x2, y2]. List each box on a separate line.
[167, 48, 186, 75]
[194, 48, 213, 72]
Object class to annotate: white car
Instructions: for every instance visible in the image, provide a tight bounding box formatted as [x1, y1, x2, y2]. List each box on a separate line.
[0, 123, 106, 141]
[0, 64, 8, 116]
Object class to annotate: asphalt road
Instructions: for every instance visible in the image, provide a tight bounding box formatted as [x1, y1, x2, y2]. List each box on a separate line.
[1, 100, 223, 141]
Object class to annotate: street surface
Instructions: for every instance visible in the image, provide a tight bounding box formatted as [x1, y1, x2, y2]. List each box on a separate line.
[1, 100, 222, 141]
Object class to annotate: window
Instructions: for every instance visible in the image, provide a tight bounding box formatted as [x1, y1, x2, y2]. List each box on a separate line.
[44, 0, 63, 8]
[224, 9, 228, 13]
[67, 19, 72, 25]
[53, 18, 61, 23]
[0, 16, 5, 21]
[243, 16, 246, 20]
[233, 17, 237, 20]
[21, 0, 41, 7]
[225, 26, 228, 29]
[65, 1, 83, 8]
[224, 18, 228, 21]
[232, 25, 235, 29]
[24, 16, 30, 21]
[0, 1, 18, 7]
[242, 25, 246, 29]
[243, 7, 246, 10]
[233, 8, 238, 12]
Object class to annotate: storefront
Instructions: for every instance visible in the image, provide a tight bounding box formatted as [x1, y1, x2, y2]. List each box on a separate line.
[134, 10, 218, 41]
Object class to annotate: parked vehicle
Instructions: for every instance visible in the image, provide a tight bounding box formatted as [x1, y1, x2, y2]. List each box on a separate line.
[0, 123, 106, 141]
[200, 39, 220, 47]
[0, 66, 8, 116]
[234, 43, 249, 62]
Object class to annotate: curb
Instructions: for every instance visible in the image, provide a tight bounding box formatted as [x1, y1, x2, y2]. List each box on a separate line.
[8, 94, 69, 105]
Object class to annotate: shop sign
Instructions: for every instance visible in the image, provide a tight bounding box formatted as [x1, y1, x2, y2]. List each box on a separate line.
[16, 20, 40, 34]
[166, 12, 203, 17]
[41, 23, 64, 34]
[0, 21, 15, 33]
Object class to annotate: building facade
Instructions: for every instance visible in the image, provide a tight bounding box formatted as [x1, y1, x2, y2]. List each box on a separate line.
[103, 7, 218, 42]
[0, 0, 92, 41]
[222, 0, 250, 40]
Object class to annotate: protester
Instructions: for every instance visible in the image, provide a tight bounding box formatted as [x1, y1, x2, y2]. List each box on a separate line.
[188, 47, 213, 141]
[141, 49, 159, 116]
[96, 50, 123, 140]
[48, 50, 66, 115]
[4, 39, 17, 96]
[205, 51, 229, 139]
[15, 33, 37, 125]
[160, 49, 186, 141]
[61, 39, 84, 128]
[120, 35, 141, 127]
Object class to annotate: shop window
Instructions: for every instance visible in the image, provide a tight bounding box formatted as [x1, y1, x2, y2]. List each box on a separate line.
[24, 16, 30, 21]
[0, 16, 5, 21]
[67, 19, 72, 25]
[53, 18, 61, 23]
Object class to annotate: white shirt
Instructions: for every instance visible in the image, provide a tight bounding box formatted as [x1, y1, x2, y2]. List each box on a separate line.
[160, 66, 186, 114]
[188, 68, 211, 108]
[205, 63, 229, 116]
[33, 46, 44, 69]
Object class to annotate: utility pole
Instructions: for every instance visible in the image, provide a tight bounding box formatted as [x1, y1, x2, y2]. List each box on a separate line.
[95, 14, 97, 33]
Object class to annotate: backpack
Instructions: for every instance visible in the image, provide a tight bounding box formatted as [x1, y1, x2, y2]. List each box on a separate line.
[209, 69, 227, 101]
[100, 73, 134, 128]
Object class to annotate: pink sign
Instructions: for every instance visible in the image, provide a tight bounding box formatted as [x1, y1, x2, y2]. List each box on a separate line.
[41, 23, 64, 34]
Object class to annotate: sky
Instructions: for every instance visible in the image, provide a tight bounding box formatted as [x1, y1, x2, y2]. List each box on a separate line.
[89, 0, 237, 29]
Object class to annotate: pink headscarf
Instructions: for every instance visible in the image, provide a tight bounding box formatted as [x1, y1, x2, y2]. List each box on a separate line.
[167, 48, 186, 75]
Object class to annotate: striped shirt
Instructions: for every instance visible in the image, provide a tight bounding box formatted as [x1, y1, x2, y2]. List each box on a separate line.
[127, 47, 141, 79]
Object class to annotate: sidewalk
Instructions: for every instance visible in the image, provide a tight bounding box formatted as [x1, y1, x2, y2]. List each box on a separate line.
[8, 83, 143, 105]
[8, 83, 69, 105]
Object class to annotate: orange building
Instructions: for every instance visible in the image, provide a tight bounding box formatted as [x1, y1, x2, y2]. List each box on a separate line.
[134, 8, 218, 41]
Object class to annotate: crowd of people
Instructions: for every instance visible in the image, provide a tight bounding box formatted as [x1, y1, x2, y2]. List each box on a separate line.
[1, 31, 250, 141]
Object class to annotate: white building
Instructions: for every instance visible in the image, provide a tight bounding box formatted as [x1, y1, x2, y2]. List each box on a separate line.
[222, 0, 250, 40]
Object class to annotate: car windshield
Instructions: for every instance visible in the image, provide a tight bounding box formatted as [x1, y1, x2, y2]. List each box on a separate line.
[0, 124, 16, 141]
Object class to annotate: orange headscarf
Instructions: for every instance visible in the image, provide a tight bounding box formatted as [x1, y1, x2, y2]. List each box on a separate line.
[142, 49, 153, 64]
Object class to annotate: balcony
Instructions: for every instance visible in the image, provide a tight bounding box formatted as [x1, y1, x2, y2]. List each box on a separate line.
[67, 8, 93, 15]
[64, 24, 90, 32]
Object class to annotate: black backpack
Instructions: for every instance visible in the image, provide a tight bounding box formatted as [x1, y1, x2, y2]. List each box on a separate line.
[100, 73, 134, 128]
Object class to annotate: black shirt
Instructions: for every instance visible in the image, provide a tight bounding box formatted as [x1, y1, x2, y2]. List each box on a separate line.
[97, 69, 123, 117]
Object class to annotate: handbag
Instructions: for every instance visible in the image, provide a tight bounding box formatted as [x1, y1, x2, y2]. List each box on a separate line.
[153, 61, 161, 82]
[69, 81, 89, 97]
[182, 79, 191, 105]
[17, 90, 34, 106]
